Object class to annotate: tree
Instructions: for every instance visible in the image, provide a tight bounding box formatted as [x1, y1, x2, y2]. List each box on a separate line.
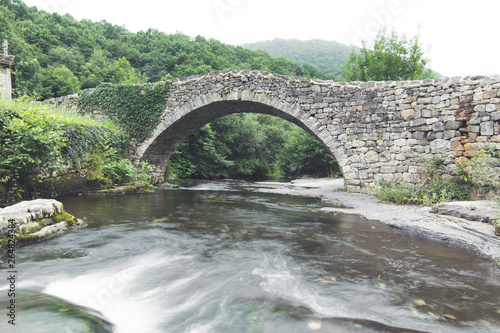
[167, 124, 232, 179]
[41, 65, 80, 99]
[14, 58, 43, 97]
[110, 57, 145, 84]
[342, 28, 434, 81]
[282, 128, 339, 178]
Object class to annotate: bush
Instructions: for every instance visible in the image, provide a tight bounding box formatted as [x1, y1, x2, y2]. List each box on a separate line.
[0, 99, 65, 203]
[463, 147, 500, 196]
[375, 181, 416, 204]
[103, 159, 136, 185]
[376, 157, 473, 206]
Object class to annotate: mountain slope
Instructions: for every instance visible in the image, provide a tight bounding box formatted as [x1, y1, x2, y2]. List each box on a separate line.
[242, 38, 353, 76]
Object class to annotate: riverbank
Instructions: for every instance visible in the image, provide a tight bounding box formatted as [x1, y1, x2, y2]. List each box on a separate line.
[256, 178, 500, 264]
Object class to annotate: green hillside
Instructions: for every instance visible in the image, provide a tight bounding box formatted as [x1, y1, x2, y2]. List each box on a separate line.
[0, 0, 327, 100]
[242, 38, 353, 77]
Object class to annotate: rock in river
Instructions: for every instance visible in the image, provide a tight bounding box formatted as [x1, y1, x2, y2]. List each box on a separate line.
[0, 199, 85, 248]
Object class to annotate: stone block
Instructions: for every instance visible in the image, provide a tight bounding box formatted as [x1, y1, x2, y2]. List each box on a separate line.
[432, 122, 445, 131]
[418, 97, 432, 104]
[464, 142, 486, 151]
[456, 156, 469, 166]
[491, 111, 500, 120]
[486, 104, 497, 112]
[474, 104, 485, 112]
[451, 141, 464, 151]
[352, 140, 366, 147]
[491, 135, 500, 142]
[484, 89, 497, 99]
[422, 109, 432, 118]
[401, 109, 415, 121]
[480, 121, 494, 136]
[445, 120, 460, 130]
[380, 166, 395, 173]
[463, 150, 481, 157]
[466, 125, 480, 133]
[364, 150, 379, 163]
[430, 139, 451, 154]
[443, 130, 456, 140]
[474, 92, 484, 101]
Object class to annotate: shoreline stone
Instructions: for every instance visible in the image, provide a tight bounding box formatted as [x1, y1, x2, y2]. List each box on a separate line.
[0, 199, 85, 248]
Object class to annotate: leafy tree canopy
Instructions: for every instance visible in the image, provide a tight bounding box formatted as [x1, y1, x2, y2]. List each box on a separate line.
[342, 28, 434, 81]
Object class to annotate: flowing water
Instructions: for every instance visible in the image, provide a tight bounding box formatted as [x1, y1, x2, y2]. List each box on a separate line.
[1, 181, 500, 333]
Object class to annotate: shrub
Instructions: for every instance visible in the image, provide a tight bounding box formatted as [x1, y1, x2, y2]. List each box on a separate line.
[376, 157, 473, 206]
[0, 98, 66, 203]
[103, 159, 136, 185]
[463, 147, 500, 196]
[375, 181, 416, 204]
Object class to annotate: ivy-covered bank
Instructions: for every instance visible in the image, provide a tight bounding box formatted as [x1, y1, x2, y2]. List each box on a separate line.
[0, 97, 156, 206]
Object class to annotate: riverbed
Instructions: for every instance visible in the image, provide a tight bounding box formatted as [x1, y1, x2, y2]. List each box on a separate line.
[1, 180, 500, 332]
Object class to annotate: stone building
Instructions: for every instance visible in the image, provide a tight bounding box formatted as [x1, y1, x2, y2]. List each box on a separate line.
[0, 41, 15, 100]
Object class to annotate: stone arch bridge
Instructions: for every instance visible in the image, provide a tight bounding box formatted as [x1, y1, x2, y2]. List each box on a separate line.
[49, 70, 500, 193]
[133, 70, 500, 193]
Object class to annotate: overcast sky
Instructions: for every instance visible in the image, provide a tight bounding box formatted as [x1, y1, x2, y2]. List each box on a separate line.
[22, 0, 500, 77]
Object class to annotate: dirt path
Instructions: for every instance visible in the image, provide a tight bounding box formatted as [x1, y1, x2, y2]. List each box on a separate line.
[256, 178, 500, 264]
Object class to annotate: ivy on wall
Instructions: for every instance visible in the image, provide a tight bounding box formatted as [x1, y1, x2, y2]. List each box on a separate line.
[77, 80, 171, 141]
[61, 124, 130, 166]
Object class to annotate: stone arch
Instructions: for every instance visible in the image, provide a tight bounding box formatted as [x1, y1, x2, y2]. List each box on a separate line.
[136, 91, 345, 184]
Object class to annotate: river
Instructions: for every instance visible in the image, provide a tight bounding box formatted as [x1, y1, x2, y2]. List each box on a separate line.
[1, 181, 500, 332]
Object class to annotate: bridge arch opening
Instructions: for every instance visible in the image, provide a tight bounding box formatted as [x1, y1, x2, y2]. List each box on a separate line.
[139, 100, 344, 185]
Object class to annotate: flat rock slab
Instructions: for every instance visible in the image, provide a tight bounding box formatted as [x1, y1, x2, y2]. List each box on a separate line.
[434, 200, 497, 223]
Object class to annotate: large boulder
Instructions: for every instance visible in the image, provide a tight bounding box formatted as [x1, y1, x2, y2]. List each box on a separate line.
[0, 199, 85, 247]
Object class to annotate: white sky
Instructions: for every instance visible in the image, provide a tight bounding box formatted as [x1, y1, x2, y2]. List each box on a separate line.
[22, 0, 500, 77]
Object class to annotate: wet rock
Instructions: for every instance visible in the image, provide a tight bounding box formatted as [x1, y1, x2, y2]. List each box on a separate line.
[0, 199, 85, 248]
[0, 290, 113, 332]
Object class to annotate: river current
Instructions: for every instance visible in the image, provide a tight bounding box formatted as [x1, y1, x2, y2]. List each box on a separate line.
[1, 181, 500, 332]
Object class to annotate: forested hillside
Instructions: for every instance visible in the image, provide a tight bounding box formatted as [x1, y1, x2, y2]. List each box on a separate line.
[242, 38, 353, 78]
[0, 0, 327, 99]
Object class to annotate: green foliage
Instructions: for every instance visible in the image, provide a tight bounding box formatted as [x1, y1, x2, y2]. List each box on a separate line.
[463, 147, 500, 194]
[343, 28, 434, 81]
[282, 128, 340, 178]
[78, 81, 170, 141]
[103, 159, 135, 185]
[376, 157, 473, 206]
[0, 98, 65, 203]
[375, 181, 415, 205]
[0, 97, 142, 204]
[110, 57, 146, 84]
[168, 113, 339, 180]
[167, 124, 232, 179]
[14, 58, 43, 97]
[41, 65, 81, 99]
